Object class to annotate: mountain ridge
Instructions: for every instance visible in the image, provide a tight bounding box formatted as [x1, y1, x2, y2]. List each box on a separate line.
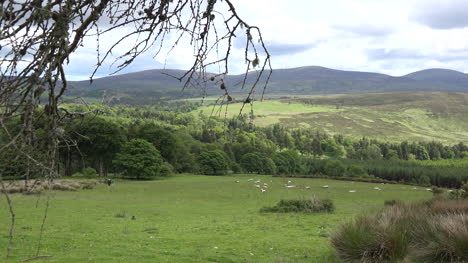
[65, 66, 468, 104]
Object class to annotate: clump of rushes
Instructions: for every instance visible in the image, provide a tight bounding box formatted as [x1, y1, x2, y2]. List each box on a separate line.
[331, 199, 468, 263]
[260, 197, 334, 213]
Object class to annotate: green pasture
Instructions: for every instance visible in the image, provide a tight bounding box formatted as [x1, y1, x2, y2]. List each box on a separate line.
[0, 175, 432, 262]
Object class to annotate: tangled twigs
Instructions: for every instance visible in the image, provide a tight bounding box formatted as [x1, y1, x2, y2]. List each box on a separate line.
[0, 0, 270, 257]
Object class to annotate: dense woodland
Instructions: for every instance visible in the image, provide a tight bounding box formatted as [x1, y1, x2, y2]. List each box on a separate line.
[1, 103, 467, 188]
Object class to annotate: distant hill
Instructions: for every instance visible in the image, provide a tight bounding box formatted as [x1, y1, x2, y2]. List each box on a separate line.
[65, 66, 468, 104]
[404, 68, 468, 88]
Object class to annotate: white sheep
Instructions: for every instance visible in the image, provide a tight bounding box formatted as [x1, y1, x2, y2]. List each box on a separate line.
[322, 185, 329, 189]
[261, 188, 266, 193]
[349, 190, 356, 193]
[255, 185, 261, 188]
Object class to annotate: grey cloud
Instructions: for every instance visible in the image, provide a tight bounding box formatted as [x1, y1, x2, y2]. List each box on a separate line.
[265, 42, 317, 56]
[410, 1, 468, 29]
[233, 33, 317, 56]
[366, 48, 468, 62]
[65, 49, 173, 80]
[333, 24, 394, 37]
[367, 48, 426, 61]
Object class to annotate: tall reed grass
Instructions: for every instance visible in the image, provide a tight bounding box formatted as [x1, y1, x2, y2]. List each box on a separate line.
[331, 199, 468, 262]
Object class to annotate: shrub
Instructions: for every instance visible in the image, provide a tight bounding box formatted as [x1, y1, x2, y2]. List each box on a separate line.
[230, 162, 242, 174]
[384, 199, 404, 206]
[331, 200, 468, 263]
[409, 213, 468, 262]
[260, 197, 334, 213]
[431, 186, 444, 196]
[331, 215, 409, 263]
[159, 162, 174, 177]
[82, 167, 98, 178]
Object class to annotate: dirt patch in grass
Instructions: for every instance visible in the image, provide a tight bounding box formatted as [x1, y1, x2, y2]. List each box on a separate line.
[1, 179, 98, 194]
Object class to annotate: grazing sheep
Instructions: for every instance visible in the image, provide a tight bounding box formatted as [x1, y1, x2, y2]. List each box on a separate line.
[305, 186, 311, 190]
[286, 185, 296, 188]
[322, 185, 329, 189]
[287, 180, 292, 184]
[255, 185, 261, 188]
[373, 187, 381, 190]
[426, 188, 432, 191]
[235, 180, 240, 183]
[349, 190, 356, 193]
[248, 178, 254, 181]
[261, 188, 266, 193]
[255, 180, 261, 184]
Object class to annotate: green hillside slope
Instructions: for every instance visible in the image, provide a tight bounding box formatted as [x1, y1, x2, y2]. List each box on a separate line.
[196, 92, 468, 144]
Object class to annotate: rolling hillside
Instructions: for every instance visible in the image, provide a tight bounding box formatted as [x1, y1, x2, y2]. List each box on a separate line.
[65, 66, 468, 104]
[196, 92, 468, 144]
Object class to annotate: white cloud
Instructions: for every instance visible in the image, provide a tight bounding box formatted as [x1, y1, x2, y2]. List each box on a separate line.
[63, 0, 468, 80]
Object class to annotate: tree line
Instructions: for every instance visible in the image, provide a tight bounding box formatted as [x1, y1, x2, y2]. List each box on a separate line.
[1, 104, 467, 188]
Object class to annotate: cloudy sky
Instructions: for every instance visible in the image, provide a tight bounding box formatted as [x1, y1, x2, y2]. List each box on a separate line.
[66, 0, 468, 80]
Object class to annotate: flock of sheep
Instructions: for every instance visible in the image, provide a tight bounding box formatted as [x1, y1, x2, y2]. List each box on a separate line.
[232, 178, 438, 194]
[234, 178, 384, 193]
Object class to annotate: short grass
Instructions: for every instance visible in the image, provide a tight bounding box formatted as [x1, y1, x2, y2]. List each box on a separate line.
[0, 175, 432, 262]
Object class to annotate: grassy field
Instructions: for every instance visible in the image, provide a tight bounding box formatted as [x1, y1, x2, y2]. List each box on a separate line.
[0, 175, 432, 262]
[195, 92, 468, 144]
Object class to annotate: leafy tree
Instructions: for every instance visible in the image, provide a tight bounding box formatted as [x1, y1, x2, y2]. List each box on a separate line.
[323, 138, 345, 158]
[273, 150, 302, 175]
[113, 139, 163, 179]
[240, 153, 263, 174]
[261, 157, 277, 175]
[324, 160, 346, 177]
[418, 175, 431, 186]
[415, 145, 429, 160]
[346, 165, 366, 178]
[385, 149, 399, 160]
[75, 117, 126, 176]
[197, 150, 228, 175]
[311, 138, 323, 157]
[136, 124, 178, 164]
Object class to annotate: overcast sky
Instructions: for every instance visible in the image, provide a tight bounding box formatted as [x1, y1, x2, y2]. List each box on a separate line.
[66, 0, 468, 80]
